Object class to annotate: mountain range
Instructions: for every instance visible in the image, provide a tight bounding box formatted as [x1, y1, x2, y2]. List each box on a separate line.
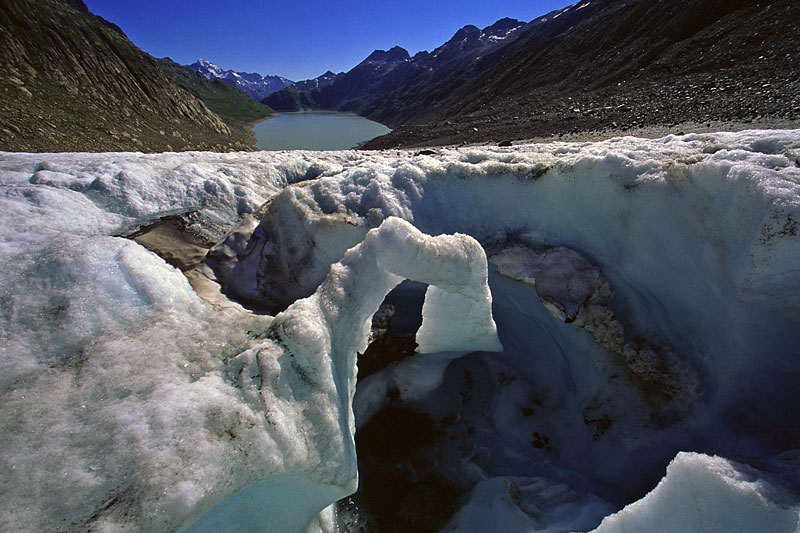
[372, 0, 800, 148]
[1, 0, 798, 153]
[263, 17, 526, 125]
[264, 0, 800, 149]
[188, 58, 342, 106]
[157, 58, 274, 126]
[188, 58, 294, 101]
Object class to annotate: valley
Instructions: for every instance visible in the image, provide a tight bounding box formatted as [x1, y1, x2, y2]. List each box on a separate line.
[268, 0, 800, 149]
[1, 0, 800, 532]
[3, 0, 798, 153]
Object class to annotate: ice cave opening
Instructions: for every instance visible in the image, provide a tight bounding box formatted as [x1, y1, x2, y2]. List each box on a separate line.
[344, 279, 462, 530]
[191, 217, 506, 531]
[340, 250, 675, 531]
[336, 233, 800, 532]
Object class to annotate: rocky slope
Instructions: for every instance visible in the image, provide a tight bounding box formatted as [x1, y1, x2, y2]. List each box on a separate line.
[292, 70, 340, 92]
[363, 0, 800, 148]
[188, 58, 294, 101]
[0, 0, 257, 152]
[263, 18, 527, 123]
[261, 0, 800, 150]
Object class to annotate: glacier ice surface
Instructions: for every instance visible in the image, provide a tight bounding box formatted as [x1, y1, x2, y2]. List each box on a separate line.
[593, 452, 800, 532]
[1, 130, 800, 531]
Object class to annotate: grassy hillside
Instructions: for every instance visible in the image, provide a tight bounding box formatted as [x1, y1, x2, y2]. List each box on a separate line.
[261, 86, 324, 112]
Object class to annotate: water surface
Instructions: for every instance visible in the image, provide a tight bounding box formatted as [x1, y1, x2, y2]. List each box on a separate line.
[253, 111, 391, 150]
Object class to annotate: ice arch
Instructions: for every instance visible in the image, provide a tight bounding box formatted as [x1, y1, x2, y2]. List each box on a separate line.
[268, 215, 503, 456]
[192, 217, 501, 532]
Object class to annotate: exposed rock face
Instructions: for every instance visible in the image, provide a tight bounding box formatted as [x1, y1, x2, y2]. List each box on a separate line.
[355, 0, 800, 147]
[0, 0, 256, 152]
[263, 18, 526, 122]
[264, 0, 800, 148]
[491, 245, 601, 324]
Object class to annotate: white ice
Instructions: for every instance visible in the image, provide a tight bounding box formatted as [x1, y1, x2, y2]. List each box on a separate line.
[593, 452, 800, 532]
[211, 130, 800, 528]
[0, 149, 378, 531]
[0, 147, 500, 531]
[221, 130, 800, 447]
[2, 129, 800, 532]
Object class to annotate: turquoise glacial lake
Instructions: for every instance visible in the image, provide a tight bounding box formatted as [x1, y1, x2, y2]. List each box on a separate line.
[252, 111, 391, 150]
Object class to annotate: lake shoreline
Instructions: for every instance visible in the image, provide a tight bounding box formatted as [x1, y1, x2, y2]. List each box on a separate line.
[245, 114, 277, 130]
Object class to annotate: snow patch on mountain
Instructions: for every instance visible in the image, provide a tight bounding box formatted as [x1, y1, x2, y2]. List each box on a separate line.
[429, 18, 525, 58]
[189, 58, 294, 100]
[292, 70, 341, 92]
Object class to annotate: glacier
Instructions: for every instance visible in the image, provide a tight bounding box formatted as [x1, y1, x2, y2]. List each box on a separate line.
[1, 130, 799, 532]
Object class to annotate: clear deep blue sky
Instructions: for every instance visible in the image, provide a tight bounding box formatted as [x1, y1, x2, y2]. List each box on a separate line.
[84, 1, 572, 81]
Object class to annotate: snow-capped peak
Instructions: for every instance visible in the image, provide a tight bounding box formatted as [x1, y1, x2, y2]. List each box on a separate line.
[187, 59, 294, 100]
[194, 58, 225, 78]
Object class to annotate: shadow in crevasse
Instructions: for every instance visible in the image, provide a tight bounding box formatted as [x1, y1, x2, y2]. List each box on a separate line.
[338, 280, 467, 532]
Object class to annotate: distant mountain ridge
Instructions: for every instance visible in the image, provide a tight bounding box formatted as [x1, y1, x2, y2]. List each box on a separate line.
[292, 71, 340, 92]
[188, 59, 294, 101]
[260, 0, 799, 148]
[365, 0, 800, 148]
[157, 58, 273, 126]
[262, 17, 528, 124]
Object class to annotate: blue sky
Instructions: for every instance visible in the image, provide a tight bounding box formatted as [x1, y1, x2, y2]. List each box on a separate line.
[85, 1, 572, 81]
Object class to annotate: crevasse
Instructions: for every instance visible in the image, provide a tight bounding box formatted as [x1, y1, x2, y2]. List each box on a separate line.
[1, 130, 799, 532]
